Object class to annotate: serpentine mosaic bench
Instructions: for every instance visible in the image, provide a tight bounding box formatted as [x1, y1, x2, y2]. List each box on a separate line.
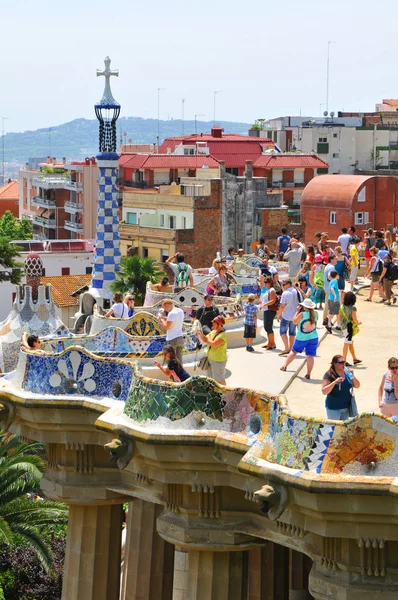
[6, 350, 398, 480]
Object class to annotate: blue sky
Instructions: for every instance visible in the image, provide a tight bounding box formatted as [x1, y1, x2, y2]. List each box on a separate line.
[1, 0, 398, 133]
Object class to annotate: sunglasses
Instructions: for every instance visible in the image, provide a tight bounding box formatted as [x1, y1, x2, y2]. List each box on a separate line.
[336, 360, 346, 365]
[390, 366, 398, 370]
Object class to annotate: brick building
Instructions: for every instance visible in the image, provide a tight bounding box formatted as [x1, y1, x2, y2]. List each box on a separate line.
[301, 174, 398, 241]
[252, 153, 329, 221]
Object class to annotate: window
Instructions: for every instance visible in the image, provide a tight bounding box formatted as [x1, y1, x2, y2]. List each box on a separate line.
[332, 153, 339, 158]
[293, 191, 302, 206]
[317, 142, 329, 154]
[358, 188, 366, 203]
[329, 211, 337, 225]
[319, 137, 327, 143]
[169, 215, 176, 229]
[182, 216, 186, 228]
[86, 266, 93, 274]
[226, 168, 239, 176]
[160, 214, 165, 227]
[142, 247, 149, 258]
[184, 148, 195, 155]
[62, 267, 70, 276]
[161, 249, 169, 262]
[354, 212, 369, 225]
[126, 212, 137, 225]
[333, 133, 338, 138]
[41, 268, 46, 276]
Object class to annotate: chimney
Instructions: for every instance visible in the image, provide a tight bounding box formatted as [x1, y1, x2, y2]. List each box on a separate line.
[245, 160, 253, 179]
[211, 126, 223, 138]
[218, 160, 226, 179]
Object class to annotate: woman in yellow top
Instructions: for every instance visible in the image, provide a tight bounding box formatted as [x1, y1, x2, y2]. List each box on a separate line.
[198, 315, 228, 385]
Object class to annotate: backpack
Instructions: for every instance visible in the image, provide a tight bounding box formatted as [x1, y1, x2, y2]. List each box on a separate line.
[389, 263, 398, 281]
[176, 264, 189, 288]
[375, 257, 383, 275]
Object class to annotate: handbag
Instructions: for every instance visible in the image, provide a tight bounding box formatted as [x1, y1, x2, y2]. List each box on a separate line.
[195, 356, 210, 372]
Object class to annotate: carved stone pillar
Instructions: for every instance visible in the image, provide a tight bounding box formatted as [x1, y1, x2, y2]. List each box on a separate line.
[121, 499, 174, 600]
[186, 549, 247, 600]
[61, 503, 123, 600]
[173, 547, 188, 600]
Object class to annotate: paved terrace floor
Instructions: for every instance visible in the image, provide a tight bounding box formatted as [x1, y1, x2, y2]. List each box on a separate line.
[226, 278, 398, 419]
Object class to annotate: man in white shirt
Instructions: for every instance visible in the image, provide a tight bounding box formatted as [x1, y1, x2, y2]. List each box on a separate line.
[337, 227, 351, 255]
[276, 280, 301, 355]
[166, 252, 194, 291]
[159, 299, 185, 361]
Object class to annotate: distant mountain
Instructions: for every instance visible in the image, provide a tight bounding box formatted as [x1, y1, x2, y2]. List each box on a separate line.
[1, 117, 252, 163]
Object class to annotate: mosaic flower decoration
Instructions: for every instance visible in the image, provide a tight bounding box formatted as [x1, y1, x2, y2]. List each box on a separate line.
[49, 351, 96, 394]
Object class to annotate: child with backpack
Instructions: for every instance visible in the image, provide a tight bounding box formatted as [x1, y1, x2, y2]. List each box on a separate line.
[380, 253, 398, 306]
[340, 292, 362, 366]
[310, 254, 325, 309]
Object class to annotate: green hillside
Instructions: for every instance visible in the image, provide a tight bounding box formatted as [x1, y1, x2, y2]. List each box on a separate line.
[2, 117, 251, 163]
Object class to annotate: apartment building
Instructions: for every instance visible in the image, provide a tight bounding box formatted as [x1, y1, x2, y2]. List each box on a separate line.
[19, 157, 98, 240]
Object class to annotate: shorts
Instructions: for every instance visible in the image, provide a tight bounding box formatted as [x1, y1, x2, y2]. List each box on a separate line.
[337, 277, 345, 291]
[279, 317, 296, 337]
[328, 300, 340, 315]
[292, 337, 318, 356]
[349, 266, 358, 282]
[207, 359, 227, 383]
[244, 324, 256, 339]
[326, 407, 350, 421]
[371, 272, 380, 283]
[364, 249, 371, 259]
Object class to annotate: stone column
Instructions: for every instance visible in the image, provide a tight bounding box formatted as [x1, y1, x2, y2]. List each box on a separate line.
[186, 549, 247, 600]
[247, 543, 290, 600]
[61, 503, 123, 600]
[289, 549, 312, 600]
[121, 499, 174, 600]
[173, 548, 188, 600]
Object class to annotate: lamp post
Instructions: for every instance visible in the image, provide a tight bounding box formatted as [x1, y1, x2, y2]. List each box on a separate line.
[2, 117, 9, 186]
[157, 88, 166, 153]
[194, 113, 205, 136]
[213, 91, 222, 124]
[326, 41, 335, 113]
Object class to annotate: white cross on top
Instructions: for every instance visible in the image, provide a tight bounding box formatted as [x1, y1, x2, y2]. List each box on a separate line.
[96, 56, 119, 105]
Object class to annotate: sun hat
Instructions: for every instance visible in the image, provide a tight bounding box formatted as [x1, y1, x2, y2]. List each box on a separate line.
[300, 298, 316, 310]
[314, 254, 323, 263]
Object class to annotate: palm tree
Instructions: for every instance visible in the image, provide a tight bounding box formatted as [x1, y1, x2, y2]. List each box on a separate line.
[110, 255, 164, 305]
[0, 433, 68, 572]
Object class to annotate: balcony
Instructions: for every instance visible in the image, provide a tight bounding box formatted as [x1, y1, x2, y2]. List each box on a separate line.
[64, 201, 84, 214]
[32, 175, 70, 189]
[64, 220, 84, 233]
[269, 181, 305, 189]
[32, 196, 56, 209]
[33, 215, 56, 228]
[63, 180, 83, 192]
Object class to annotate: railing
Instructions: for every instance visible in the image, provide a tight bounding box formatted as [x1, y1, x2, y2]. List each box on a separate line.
[32, 176, 70, 188]
[270, 181, 305, 188]
[64, 220, 83, 231]
[64, 201, 84, 212]
[10, 239, 94, 253]
[63, 180, 83, 192]
[32, 196, 56, 208]
[33, 216, 56, 227]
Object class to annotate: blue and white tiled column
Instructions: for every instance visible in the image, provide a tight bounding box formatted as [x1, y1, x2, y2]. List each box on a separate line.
[89, 155, 121, 305]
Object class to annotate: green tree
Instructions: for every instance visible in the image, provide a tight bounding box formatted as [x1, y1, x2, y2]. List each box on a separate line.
[110, 255, 164, 305]
[0, 433, 68, 572]
[0, 238, 23, 284]
[0, 211, 33, 240]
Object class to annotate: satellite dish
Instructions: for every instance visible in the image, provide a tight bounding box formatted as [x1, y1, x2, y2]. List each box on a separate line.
[323, 111, 328, 117]
[330, 111, 335, 118]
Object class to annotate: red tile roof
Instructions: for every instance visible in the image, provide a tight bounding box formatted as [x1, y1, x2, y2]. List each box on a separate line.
[0, 181, 19, 200]
[40, 274, 91, 307]
[253, 154, 329, 169]
[300, 175, 374, 208]
[119, 154, 220, 170]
